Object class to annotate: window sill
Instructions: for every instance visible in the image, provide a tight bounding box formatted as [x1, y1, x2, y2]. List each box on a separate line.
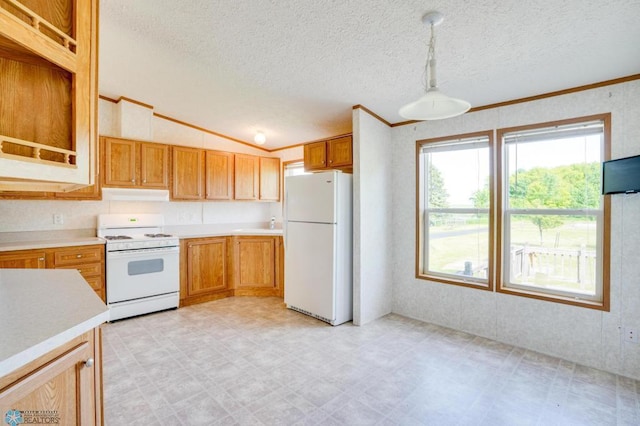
[497, 286, 609, 311]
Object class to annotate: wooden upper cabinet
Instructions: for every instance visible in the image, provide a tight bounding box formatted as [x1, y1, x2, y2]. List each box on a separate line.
[304, 135, 352, 172]
[139, 142, 170, 188]
[304, 141, 328, 171]
[103, 138, 136, 186]
[0, 0, 98, 191]
[234, 154, 259, 200]
[53, 181, 101, 200]
[102, 137, 169, 189]
[205, 150, 234, 200]
[259, 157, 280, 201]
[327, 136, 353, 168]
[172, 146, 204, 200]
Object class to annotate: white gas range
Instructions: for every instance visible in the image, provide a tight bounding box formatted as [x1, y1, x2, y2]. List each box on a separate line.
[97, 214, 180, 321]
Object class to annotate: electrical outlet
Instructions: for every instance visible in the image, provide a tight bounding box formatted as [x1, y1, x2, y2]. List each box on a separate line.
[53, 213, 64, 225]
[624, 327, 638, 344]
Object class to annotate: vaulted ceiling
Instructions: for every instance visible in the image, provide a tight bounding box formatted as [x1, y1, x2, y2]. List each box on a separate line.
[99, 0, 640, 150]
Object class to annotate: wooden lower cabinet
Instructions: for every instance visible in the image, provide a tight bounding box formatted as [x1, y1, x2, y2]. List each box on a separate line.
[0, 328, 103, 426]
[53, 245, 106, 302]
[180, 237, 232, 306]
[232, 236, 283, 297]
[0, 250, 46, 269]
[0, 245, 106, 302]
[180, 235, 284, 305]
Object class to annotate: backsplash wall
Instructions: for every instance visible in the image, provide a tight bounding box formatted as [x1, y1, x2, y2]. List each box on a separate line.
[0, 199, 274, 233]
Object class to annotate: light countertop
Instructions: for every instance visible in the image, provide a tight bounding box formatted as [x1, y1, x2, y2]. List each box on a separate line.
[0, 224, 283, 252]
[0, 269, 109, 377]
[165, 223, 283, 238]
[0, 229, 104, 252]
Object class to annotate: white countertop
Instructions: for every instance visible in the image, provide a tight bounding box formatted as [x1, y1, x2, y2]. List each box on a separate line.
[0, 269, 109, 377]
[0, 224, 282, 252]
[165, 223, 283, 238]
[0, 229, 104, 252]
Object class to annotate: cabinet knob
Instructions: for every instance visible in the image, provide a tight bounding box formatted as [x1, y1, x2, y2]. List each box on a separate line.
[38, 257, 45, 261]
[143, 179, 147, 183]
[76, 254, 82, 258]
[84, 358, 94, 368]
[329, 160, 333, 163]
[131, 179, 135, 183]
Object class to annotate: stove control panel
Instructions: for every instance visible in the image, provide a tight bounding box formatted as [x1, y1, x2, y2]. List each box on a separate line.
[106, 238, 179, 252]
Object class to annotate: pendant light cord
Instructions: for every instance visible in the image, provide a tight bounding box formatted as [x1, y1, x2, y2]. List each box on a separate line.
[425, 23, 437, 91]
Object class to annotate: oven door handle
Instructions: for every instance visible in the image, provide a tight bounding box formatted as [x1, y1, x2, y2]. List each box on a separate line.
[107, 247, 180, 259]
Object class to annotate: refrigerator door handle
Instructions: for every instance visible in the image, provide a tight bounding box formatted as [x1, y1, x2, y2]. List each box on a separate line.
[283, 185, 288, 250]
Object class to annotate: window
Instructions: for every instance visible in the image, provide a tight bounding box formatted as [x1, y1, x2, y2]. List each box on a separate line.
[416, 131, 494, 289]
[283, 160, 308, 177]
[497, 115, 610, 309]
[416, 114, 610, 310]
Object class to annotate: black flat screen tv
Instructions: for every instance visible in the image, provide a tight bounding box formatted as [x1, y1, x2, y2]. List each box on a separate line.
[602, 154, 640, 194]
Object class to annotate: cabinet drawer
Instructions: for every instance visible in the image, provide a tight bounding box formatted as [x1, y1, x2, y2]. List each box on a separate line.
[54, 246, 104, 266]
[83, 275, 104, 292]
[56, 262, 103, 278]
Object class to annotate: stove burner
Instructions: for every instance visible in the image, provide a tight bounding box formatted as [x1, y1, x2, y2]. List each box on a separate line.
[104, 235, 133, 241]
[144, 233, 174, 238]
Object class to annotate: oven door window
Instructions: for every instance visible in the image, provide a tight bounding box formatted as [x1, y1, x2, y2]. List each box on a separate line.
[128, 258, 164, 276]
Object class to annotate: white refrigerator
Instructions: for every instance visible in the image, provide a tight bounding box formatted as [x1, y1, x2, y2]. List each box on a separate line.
[284, 171, 353, 326]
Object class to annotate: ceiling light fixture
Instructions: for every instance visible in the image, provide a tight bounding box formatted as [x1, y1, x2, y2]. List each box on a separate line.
[399, 11, 470, 121]
[254, 131, 266, 145]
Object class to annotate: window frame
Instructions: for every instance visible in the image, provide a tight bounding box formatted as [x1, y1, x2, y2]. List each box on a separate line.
[414, 114, 611, 311]
[495, 114, 611, 310]
[415, 130, 495, 291]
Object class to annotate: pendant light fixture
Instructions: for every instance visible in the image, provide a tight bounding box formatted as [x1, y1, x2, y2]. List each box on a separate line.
[399, 11, 470, 121]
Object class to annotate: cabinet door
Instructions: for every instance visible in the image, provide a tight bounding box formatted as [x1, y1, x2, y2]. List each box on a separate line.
[205, 150, 234, 200]
[0, 336, 96, 425]
[140, 142, 169, 188]
[304, 141, 327, 171]
[103, 138, 137, 187]
[233, 237, 277, 289]
[259, 157, 280, 201]
[0, 0, 98, 191]
[172, 146, 204, 200]
[0, 251, 46, 268]
[187, 238, 228, 296]
[327, 136, 353, 168]
[234, 154, 259, 200]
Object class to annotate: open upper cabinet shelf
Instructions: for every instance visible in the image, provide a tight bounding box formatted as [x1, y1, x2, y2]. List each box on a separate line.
[0, 0, 98, 192]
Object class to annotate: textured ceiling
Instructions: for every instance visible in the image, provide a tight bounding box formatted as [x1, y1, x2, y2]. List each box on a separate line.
[99, 0, 640, 150]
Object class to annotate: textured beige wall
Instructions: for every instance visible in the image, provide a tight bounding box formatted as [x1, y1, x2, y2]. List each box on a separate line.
[390, 80, 640, 380]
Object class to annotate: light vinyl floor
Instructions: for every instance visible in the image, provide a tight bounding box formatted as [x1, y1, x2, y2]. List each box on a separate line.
[102, 297, 640, 425]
